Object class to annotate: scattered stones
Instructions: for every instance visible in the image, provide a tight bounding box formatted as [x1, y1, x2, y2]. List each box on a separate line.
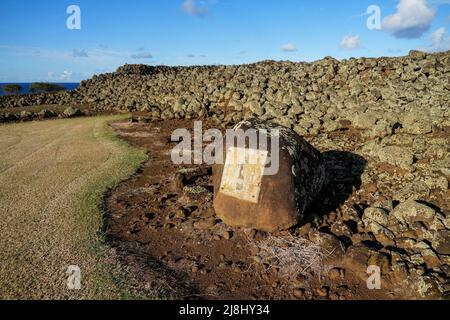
[297, 223, 312, 237]
[444, 216, 450, 230]
[402, 114, 433, 135]
[424, 175, 449, 192]
[174, 166, 211, 191]
[368, 252, 391, 274]
[248, 229, 257, 239]
[351, 232, 376, 244]
[38, 109, 56, 118]
[322, 120, 339, 133]
[377, 146, 414, 169]
[63, 107, 82, 118]
[343, 244, 375, 272]
[396, 237, 417, 250]
[371, 224, 396, 247]
[316, 287, 329, 298]
[223, 231, 233, 240]
[20, 110, 32, 119]
[390, 199, 437, 227]
[175, 208, 187, 219]
[305, 92, 316, 101]
[413, 241, 430, 253]
[231, 263, 243, 273]
[352, 112, 378, 130]
[421, 249, 441, 268]
[415, 276, 443, 298]
[432, 230, 450, 255]
[361, 206, 397, 246]
[191, 265, 199, 273]
[309, 230, 345, 259]
[331, 221, 352, 238]
[328, 268, 345, 281]
[183, 185, 213, 201]
[293, 288, 305, 299]
[363, 207, 389, 227]
[193, 218, 217, 230]
[244, 101, 264, 116]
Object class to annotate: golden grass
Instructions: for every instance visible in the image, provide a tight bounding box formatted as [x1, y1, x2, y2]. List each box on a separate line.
[0, 115, 147, 299]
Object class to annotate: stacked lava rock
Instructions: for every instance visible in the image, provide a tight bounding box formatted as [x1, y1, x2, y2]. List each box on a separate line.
[213, 119, 326, 232]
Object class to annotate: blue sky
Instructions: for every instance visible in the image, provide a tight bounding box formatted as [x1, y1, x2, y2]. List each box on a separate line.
[0, 0, 449, 82]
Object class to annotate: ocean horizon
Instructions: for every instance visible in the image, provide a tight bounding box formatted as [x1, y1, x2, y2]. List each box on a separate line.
[0, 83, 79, 96]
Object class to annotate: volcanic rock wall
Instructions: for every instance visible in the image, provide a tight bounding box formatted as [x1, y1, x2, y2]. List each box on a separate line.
[1, 50, 449, 298]
[1, 50, 449, 135]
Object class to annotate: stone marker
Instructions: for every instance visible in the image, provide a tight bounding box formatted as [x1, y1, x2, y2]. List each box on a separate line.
[213, 119, 326, 232]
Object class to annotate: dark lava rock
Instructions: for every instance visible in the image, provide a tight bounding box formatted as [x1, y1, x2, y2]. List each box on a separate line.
[213, 119, 326, 232]
[63, 107, 83, 118]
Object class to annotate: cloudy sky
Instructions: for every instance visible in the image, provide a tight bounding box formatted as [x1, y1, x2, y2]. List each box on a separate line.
[0, 0, 449, 82]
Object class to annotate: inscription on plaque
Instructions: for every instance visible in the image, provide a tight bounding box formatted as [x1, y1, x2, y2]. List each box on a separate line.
[219, 147, 268, 204]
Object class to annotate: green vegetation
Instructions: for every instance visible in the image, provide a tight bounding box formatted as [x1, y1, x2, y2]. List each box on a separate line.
[0, 115, 149, 299]
[29, 82, 65, 93]
[2, 84, 23, 94]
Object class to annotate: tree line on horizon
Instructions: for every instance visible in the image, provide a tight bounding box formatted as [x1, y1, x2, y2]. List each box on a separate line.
[2, 83, 66, 95]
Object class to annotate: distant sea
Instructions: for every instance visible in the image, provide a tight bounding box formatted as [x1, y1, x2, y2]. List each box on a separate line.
[0, 83, 79, 96]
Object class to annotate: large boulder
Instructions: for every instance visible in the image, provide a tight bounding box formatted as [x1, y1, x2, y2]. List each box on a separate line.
[213, 119, 326, 232]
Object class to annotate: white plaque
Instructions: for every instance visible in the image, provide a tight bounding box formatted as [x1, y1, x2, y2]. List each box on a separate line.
[219, 147, 268, 203]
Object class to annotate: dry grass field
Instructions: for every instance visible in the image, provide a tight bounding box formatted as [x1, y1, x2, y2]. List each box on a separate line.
[0, 115, 147, 299]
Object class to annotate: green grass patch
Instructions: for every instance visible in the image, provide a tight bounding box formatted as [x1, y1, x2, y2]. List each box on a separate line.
[73, 115, 150, 299]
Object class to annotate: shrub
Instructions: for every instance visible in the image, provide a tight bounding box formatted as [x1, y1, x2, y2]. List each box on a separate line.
[29, 82, 65, 93]
[2, 84, 23, 95]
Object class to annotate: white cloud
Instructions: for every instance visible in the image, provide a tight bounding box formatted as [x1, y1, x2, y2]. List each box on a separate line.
[47, 72, 55, 81]
[48, 70, 74, 81]
[48, 70, 87, 82]
[383, 0, 436, 39]
[340, 35, 361, 50]
[130, 51, 153, 59]
[0, 45, 160, 75]
[181, 0, 208, 17]
[421, 27, 450, 52]
[280, 43, 298, 52]
[59, 70, 73, 81]
[72, 49, 88, 58]
[430, 27, 446, 47]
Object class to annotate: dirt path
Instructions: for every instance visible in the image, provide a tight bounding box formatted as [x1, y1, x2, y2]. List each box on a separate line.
[105, 119, 412, 300]
[0, 115, 147, 299]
